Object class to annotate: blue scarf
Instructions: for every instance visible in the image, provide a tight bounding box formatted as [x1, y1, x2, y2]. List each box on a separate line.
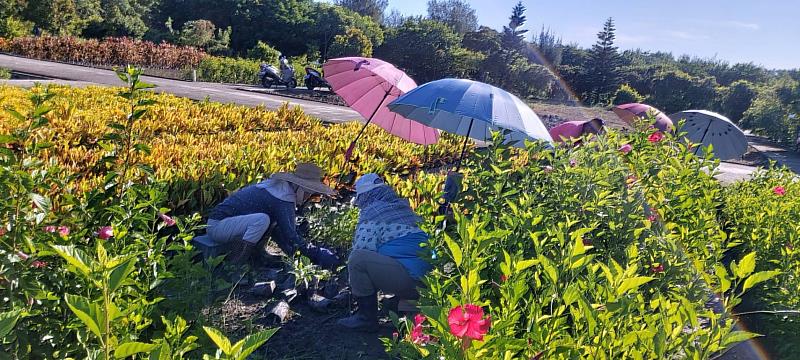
[355, 185, 421, 227]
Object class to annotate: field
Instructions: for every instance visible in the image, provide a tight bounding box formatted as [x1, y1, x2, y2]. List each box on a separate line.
[1, 75, 799, 359]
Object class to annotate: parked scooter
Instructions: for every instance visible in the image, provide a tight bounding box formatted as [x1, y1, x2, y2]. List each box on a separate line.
[259, 55, 296, 89]
[304, 67, 330, 90]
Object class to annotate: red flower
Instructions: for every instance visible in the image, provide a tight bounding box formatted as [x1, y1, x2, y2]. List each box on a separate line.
[619, 143, 632, 154]
[58, 226, 70, 237]
[500, 274, 509, 282]
[648, 214, 658, 222]
[159, 213, 176, 227]
[651, 264, 664, 273]
[773, 186, 786, 196]
[43, 225, 57, 233]
[31, 260, 47, 268]
[648, 132, 664, 143]
[98, 226, 113, 240]
[0, 227, 5, 236]
[411, 313, 430, 345]
[448, 304, 491, 341]
[414, 313, 426, 326]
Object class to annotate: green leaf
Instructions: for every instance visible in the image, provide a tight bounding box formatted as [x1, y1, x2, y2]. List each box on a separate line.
[0, 310, 22, 338]
[617, 276, 655, 296]
[514, 259, 538, 273]
[203, 326, 232, 355]
[715, 264, 731, 293]
[116, 72, 130, 83]
[115, 342, 157, 359]
[742, 270, 781, 292]
[64, 294, 104, 339]
[235, 328, 279, 360]
[5, 108, 26, 122]
[149, 343, 171, 360]
[443, 233, 462, 267]
[538, 255, 558, 284]
[29, 193, 51, 212]
[0, 134, 15, 144]
[721, 330, 760, 348]
[108, 258, 137, 293]
[736, 252, 756, 278]
[51, 245, 93, 277]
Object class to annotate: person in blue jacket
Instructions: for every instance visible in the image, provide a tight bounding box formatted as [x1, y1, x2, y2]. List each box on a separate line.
[337, 173, 432, 331]
[206, 162, 340, 268]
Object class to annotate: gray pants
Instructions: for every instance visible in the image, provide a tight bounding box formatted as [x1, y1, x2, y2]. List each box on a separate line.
[207, 213, 271, 245]
[348, 249, 420, 298]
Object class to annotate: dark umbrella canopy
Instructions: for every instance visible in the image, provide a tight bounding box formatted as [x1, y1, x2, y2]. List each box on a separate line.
[669, 110, 748, 160]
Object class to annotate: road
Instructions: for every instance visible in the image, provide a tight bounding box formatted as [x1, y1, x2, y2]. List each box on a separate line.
[0, 54, 360, 124]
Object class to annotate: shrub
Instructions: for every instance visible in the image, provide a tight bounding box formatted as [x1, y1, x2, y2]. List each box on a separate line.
[0, 17, 33, 39]
[196, 56, 260, 84]
[0, 67, 10, 79]
[385, 124, 775, 359]
[2, 36, 207, 69]
[246, 41, 281, 64]
[612, 83, 644, 105]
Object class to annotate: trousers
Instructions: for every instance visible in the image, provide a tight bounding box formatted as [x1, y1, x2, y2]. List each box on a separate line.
[348, 249, 420, 298]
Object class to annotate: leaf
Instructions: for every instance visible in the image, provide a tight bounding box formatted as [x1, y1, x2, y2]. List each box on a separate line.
[742, 270, 781, 292]
[115, 342, 157, 358]
[714, 264, 731, 293]
[149, 343, 171, 360]
[0, 310, 22, 338]
[443, 233, 462, 267]
[5, 108, 26, 122]
[515, 259, 538, 273]
[64, 294, 104, 339]
[235, 328, 279, 360]
[617, 276, 655, 296]
[52, 245, 93, 277]
[721, 330, 760, 348]
[538, 255, 558, 284]
[108, 258, 137, 293]
[736, 252, 756, 278]
[29, 193, 51, 212]
[203, 326, 232, 355]
[0, 134, 14, 144]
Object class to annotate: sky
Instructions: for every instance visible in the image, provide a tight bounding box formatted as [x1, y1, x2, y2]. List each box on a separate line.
[377, 0, 799, 69]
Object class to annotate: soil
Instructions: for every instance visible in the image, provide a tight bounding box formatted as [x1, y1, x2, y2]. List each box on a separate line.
[203, 244, 399, 360]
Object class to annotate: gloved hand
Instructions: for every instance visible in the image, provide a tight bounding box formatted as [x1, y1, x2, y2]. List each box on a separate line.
[300, 243, 342, 270]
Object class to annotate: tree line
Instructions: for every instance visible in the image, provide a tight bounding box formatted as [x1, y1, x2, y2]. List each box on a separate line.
[1, 0, 798, 141]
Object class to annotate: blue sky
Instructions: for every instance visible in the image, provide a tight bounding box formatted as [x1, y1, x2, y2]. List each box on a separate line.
[376, 0, 799, 69]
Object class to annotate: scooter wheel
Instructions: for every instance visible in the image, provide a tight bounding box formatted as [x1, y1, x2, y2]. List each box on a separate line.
[288, 79, 297, 89]
[305, 79, 315, 91]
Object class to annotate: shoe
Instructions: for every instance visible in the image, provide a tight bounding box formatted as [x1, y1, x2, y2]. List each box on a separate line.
[228, 239, 256, 265]
[337, 295, 378, 332]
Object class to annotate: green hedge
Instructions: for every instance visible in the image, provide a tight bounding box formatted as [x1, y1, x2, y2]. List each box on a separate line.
[196, 56, 261, 84]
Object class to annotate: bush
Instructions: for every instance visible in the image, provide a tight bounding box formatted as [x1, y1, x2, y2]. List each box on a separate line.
[0, 67, 10, 79]
[385, 123, 777, 359]
[741, 89, 797, 143]
[612, 83, 644, 105]
[2, 36, 207, 69]
[0, 17, 33, 39]
[246, 41, 281, 64]
[196, 56, 260, 84]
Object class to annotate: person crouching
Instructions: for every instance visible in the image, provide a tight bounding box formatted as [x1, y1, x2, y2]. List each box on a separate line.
[337, 173, 432, 331]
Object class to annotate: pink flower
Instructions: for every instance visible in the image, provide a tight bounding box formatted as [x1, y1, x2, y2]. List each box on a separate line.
[58, 226, 70, 237]
[448, 304, 491, 341]
[43, 226, 57, 233]
[0, 227, 5, 236]
[619, 143, 632, 154]
[159, 213, 176, 227]
[98, 226, 113, 240]
[31, 260, 47, 268]
[648, 214, 658, 222]
[542, 165, 554, 173]
[414, 313, 426, 326]
[411, 324, 431, 345]
[648, 132, 664, 143]
[16, 251, 29, 261]
[651, 264, 664, 274]
[569, 159, 577, 167]
[500, 274, 509, 282]
[392, 332, 399, 340]
[773, 186, 786, 196]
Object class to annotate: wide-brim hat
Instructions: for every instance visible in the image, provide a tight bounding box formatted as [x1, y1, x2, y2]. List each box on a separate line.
[271, 163, 335, 196]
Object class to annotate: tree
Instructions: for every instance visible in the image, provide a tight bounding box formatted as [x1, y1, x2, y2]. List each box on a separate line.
[383, 9, 408, 28]
[228, 0, 315, 56]
[647, 69, 718, 114]
[376, 19, 482, 83]
[584, 17, 622, 104]
[526, 26, 563, 67]
[612, 84, 644, 105]
[741, 88, 794, 143]
[335, 0, 387, 24]
[328, 26, 373, 58]
[721, 80, 757, 122]
[177, 19, 231, 55]
[247, 41, 281, 64]
[311, 3, 383, 61]
[427, 0, 477, 35]
[23, 0, 82, 35]
[501, 1, 527, 52]
[92, 0, 158, 38]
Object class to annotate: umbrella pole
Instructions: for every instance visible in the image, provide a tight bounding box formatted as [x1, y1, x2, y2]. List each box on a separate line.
[336, 92, 390, 187]
[456, 119, 474, 172]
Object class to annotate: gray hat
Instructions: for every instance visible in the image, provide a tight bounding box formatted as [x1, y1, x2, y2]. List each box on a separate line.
[271, 162, 335, 196]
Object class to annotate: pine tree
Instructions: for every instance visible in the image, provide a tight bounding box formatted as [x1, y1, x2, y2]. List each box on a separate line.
[585, 17, 622, 104]
[501, 1, 527, 52]
[336, 0, 388, 24]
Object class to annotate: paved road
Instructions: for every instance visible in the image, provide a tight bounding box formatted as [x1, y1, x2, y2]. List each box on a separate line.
[0, 54, 360, 124]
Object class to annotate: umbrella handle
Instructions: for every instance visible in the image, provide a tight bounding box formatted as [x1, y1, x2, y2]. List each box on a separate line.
[455, 119, 474, 172]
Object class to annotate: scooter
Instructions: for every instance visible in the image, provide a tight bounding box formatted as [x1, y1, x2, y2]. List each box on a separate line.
[304, 67, 330, 90]
[259, 60, 296, 89]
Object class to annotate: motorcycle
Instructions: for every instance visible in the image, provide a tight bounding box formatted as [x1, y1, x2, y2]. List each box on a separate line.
[304, 67, 330, 90]
[259, 60, 296, 89]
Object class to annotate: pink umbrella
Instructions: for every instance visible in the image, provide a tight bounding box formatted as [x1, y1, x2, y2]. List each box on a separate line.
[549, 120, 601, 144]
[613, 103, 674, 132]
[323, 57, 439, 159]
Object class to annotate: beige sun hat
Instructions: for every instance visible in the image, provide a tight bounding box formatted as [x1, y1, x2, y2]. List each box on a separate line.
[271, 162, 335, 196]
